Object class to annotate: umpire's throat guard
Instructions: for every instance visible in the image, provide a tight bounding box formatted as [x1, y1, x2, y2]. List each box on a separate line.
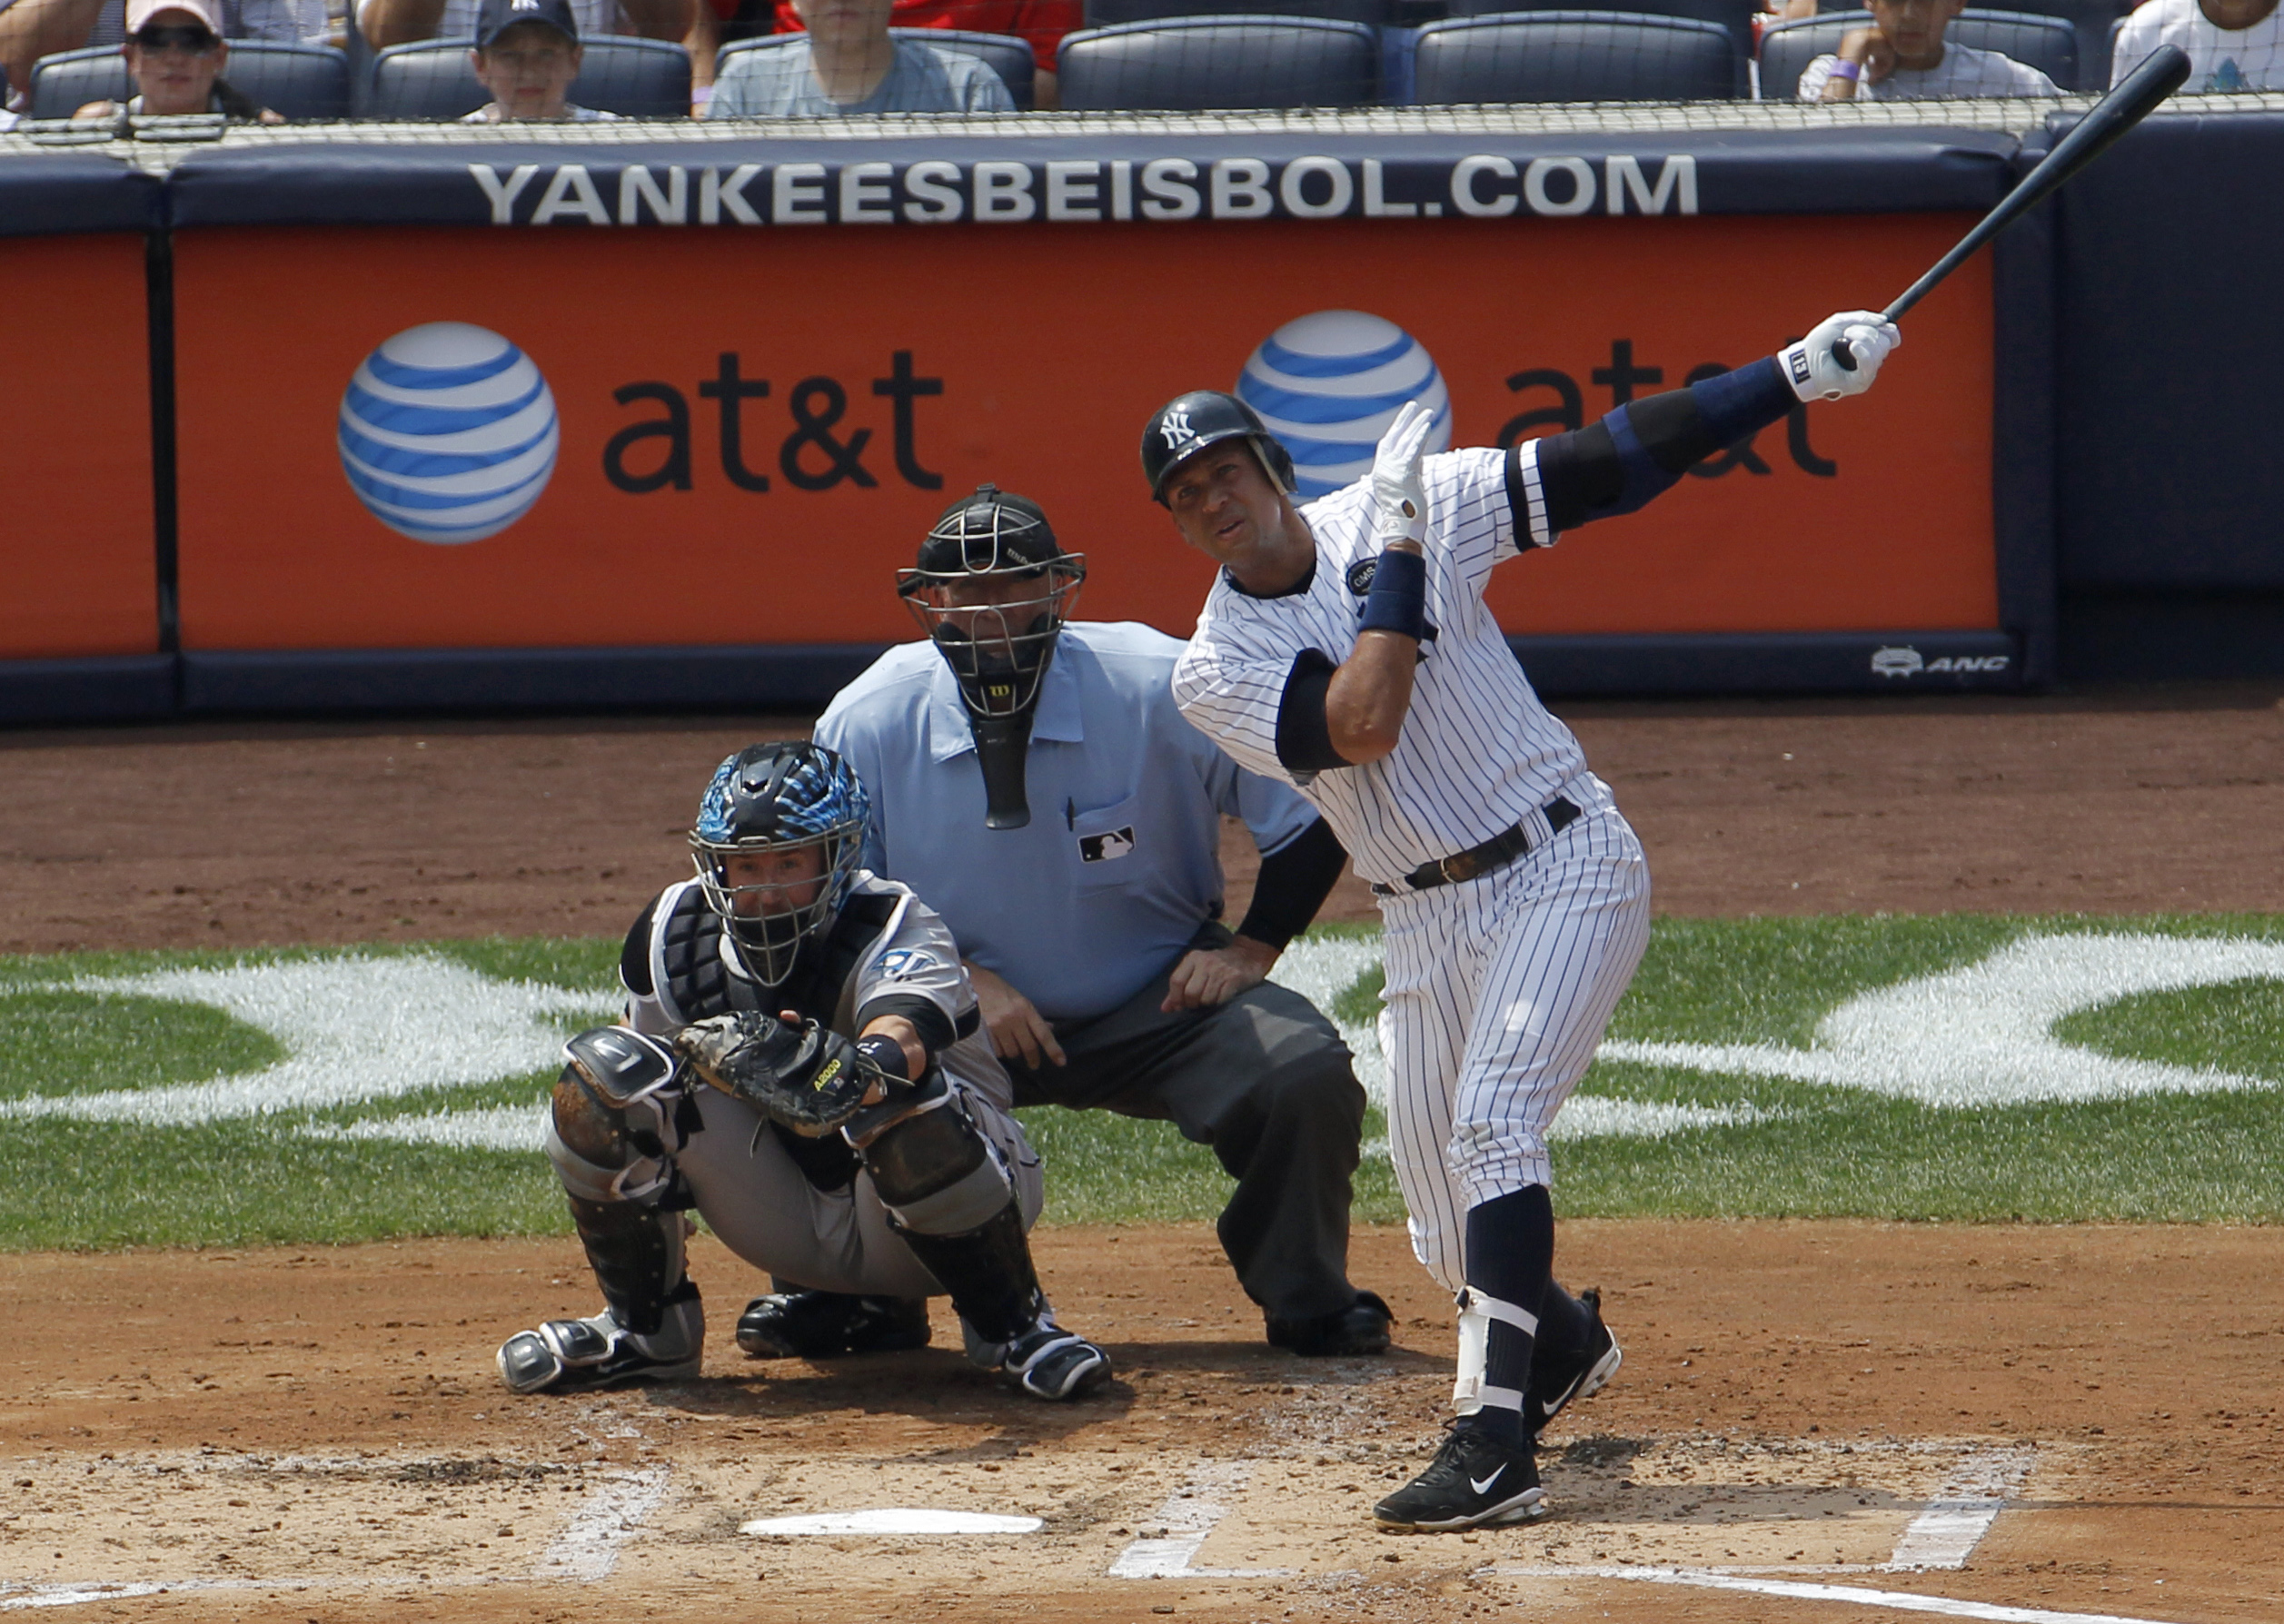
[898, 484, 1086, 832]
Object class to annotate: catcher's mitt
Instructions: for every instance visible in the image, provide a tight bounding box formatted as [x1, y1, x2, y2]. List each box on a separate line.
[672, 1012, 880, 1136]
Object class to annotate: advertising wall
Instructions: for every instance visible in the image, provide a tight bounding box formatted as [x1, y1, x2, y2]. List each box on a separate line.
[0, 231, 158, 662]
[168, 211, 1997, 659]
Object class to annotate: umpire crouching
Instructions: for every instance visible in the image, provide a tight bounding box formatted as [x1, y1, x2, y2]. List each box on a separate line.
[806, 483, 1390, 1356]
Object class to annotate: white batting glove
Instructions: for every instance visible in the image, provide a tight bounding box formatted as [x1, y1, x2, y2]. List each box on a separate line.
[1369, 400, 1437, 546]
[1782, 311, 1901, 402]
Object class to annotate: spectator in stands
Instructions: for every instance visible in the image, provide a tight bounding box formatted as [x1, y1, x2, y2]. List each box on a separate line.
[706, 0, 1011, 114]
[760, 0, 1070, 104]
[359, 0, 687, 59]
[1799, 0, 2060, 96]
[2113, 0, 2284, 90]
[462, 0, 618, 118]
[69, 0, 283, 119]
[0, 0, 316, 102]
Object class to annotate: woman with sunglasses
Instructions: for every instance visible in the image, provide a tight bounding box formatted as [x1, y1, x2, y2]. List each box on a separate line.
[72, 0, 283, 121]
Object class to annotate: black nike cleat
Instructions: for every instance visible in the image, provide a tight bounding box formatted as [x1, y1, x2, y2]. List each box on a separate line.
[1373, 1420, 1546, 1532]
[734, 1291, 930, 1359]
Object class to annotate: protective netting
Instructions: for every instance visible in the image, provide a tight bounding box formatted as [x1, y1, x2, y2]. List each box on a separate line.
[7, 0, 2278, 129]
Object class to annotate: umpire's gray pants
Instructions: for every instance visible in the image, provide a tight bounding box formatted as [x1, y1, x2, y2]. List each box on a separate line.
[1001, 931, 1365, 1324]
[675, 1085, 1045, 1299]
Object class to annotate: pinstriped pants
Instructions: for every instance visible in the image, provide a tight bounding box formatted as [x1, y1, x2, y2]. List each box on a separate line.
[1375, 777, 1652, 1295]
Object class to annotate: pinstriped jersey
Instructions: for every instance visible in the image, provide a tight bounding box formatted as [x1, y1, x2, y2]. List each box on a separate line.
[1170, 443, 1592, 890]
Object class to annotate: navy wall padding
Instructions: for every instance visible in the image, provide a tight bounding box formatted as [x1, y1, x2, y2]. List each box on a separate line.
[0, 657, 176, 724]
[162, 126, 2018, 225]
[1990, 125, 2058, 688]
[2055, 111, 2284, 592]
[178, 645, 895, 714]
[0, 153, 162, 235]
[1512, 631, 2023, 695]
[2058, 593, 2284, 682]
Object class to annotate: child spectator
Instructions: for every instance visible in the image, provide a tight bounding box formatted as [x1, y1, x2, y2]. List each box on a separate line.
[70, 0, 283, 119]
[462, 0, 618, 120]
[760, 0, 1072, 104]
[0, 0, 316, 102]
[706, 0, 1011, 114]
[1800, 0, 2061, 97]
[2113, 0, 2283, 90]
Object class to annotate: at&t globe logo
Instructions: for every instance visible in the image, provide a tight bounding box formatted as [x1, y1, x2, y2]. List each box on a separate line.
[337, 322, 558, 545]
[1236, 311, 1450, 500]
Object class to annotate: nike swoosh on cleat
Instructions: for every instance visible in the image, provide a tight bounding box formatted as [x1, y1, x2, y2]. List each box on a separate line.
[1469, 1468, 1504, 1495]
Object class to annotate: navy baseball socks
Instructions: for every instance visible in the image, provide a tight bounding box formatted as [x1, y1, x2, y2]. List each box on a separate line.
[1375, 1186, 1621, 1530]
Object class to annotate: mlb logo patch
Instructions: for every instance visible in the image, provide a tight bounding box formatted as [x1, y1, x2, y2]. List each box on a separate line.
[1079, 827, 1137, 863]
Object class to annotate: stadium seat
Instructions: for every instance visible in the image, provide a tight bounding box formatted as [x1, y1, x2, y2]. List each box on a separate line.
[1057, 15, 1379, 110]
[1443, 0, 1757, 55]
[1960, 0, 2130, 85]
[1410, 13, 1742, 103]
[29, 40, 352, 119]
[715, 27, 1036, 108]
[1082, 0, 1390, 28]
[367, 36, 691, 120]
[1758, 9, 2079, 96]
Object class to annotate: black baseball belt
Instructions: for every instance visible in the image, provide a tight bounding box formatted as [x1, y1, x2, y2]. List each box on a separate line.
[1371, 796, 1582, 896]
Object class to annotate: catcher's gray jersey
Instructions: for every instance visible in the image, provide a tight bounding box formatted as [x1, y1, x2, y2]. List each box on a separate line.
[1170, 443, 1589, 890]
[627, 873, 1011, 1111]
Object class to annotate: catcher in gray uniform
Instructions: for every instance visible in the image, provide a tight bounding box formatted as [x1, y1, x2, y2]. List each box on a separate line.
[494, 740, 1112, 1402]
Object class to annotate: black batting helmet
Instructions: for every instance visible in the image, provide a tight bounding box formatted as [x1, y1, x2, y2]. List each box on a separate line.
[1140, 391, 1298, 504]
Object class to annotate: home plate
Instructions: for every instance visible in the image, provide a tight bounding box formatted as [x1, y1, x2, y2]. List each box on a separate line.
[740, 1510, 1044, 1537]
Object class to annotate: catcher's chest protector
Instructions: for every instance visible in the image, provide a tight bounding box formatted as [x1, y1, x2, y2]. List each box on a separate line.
[655, 884, 898, 1035]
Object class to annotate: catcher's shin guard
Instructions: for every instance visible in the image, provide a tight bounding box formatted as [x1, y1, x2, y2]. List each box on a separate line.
[545, 1026, 698, 1337]
[891, 1202, 1112, 1401]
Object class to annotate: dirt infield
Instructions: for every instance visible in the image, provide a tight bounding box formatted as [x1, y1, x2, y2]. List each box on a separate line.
[5, 685, 2282, 1619]
[3, 682, 2282, 955]
[8, 1223, 2281, 1622]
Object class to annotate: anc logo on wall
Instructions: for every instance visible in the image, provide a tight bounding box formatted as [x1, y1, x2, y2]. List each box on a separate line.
[1236, 311, 1451, 500]
[337, 322, 560, 545]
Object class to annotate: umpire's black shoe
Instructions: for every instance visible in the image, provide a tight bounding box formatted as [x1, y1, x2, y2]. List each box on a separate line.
[735, 1291, 930, 1359]
[1526, 1287, 1623, 1436]
[1373, 1420, 1546, 1533]
[1266, 1290, 1394, 1357]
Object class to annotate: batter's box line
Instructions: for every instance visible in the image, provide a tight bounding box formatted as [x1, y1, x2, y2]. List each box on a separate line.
[1107, 1461, 1294, 1580]
[1483, 1566, 2191, 1624]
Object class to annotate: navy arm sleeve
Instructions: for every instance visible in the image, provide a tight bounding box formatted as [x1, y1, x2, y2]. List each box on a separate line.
[1234, 817, 1349, 949]
[1532, 355, 1794, 533]
[854, 992, 968, 1055]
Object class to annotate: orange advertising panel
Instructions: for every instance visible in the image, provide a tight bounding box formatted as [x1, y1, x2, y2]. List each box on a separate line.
[169, 215, 1992, 651]
[0, 233, 157, 659]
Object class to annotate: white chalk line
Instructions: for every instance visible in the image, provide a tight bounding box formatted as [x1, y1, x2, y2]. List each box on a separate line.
[1484, 1567, 2190, 1624]
[538, 1468, 670, 1582]
[1107, 1461, 1294, 1579]
[0, 1465, 670, 1609]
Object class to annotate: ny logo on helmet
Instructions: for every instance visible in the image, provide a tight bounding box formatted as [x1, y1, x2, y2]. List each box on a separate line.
[1158, 407, 1195, 449]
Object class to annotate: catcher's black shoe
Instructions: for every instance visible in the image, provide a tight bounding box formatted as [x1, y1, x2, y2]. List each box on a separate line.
[1373, 1420, 1546, 1533]
[1266, 1290, 1394, 1357]
[735, 1291, 931, 1359]
[990, 1317, 1114, 1401]
[497, 1284, 704, 1395]
[1527, 1287, 1622, 1435]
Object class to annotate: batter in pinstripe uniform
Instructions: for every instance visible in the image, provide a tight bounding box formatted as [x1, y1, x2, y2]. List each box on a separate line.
[1147, 308, 1901, 1531]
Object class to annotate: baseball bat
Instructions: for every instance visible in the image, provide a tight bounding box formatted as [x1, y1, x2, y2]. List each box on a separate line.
[1835, 43, 2190, 368]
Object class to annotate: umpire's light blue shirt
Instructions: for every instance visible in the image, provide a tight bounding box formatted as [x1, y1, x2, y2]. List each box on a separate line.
[814, 621, 1319, 1024]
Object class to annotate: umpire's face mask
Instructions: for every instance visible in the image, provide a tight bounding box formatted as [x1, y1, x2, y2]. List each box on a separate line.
[899, 566, 1084, 830]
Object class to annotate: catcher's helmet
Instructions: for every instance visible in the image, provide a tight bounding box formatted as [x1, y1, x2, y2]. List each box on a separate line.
[689, 742, 869, 987]
[898, 484, 1087, 721]
[1140, 390, 1298, 504]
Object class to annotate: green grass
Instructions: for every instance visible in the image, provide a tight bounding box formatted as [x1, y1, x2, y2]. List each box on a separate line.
[1, 915, 2279, 1248]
